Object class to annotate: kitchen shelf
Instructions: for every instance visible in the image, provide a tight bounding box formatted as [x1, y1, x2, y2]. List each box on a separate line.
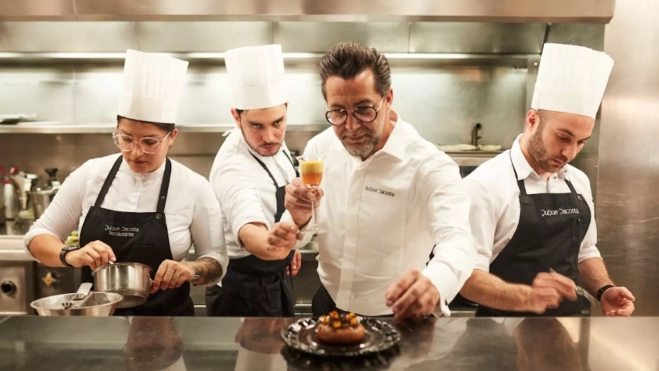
[0, 122, 329, 134]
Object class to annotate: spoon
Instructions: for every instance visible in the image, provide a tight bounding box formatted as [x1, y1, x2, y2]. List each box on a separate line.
[61, 282, 93, 310]
[549, 268, 598, 307]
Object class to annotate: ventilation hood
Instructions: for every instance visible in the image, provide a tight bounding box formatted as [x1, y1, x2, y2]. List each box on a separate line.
[0, 0, 614, 22]
[0, 0, 611, 59]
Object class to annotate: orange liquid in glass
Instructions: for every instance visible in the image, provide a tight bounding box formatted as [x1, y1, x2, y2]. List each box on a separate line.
[300, 161, 323, 187]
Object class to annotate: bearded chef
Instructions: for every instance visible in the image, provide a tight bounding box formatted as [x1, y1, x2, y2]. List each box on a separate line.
[283, 42, 477, 319]
[24, 50, 229, 316]
[460, 43, 636, 317]
[205, 44, 302, 317]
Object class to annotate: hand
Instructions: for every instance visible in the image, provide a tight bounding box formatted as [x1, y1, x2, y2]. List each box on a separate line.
[284, 178, 325, 228]
[151, 260, 195, 293]
[525, 272, 578, 314]
[385, 269, 440, 320]
[65, 240, 116, 269]
[266, 222, 299, 260]
[600, 286, 635, 316]
[287, 250, 302, 276]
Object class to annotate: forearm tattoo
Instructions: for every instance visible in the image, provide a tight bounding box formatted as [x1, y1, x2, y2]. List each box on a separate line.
[188, 257, 223, 285]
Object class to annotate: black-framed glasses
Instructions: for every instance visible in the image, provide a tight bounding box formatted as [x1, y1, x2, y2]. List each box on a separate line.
[112, 129, 171, 155]
[325, 97, 386, 126]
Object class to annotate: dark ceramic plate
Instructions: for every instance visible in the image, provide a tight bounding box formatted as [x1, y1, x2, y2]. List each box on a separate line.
[280, 317, 401, 357]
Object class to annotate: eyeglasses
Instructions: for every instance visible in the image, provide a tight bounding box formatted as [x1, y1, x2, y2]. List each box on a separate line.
[325, 97, 386, 126]
[112, 130, 171, 155]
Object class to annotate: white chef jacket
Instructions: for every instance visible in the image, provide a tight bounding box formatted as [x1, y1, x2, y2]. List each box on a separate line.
[284, 112, 477, 316]
[23, 154, 229, 285]
[462, 135, 601, 272]
[209, 129, 297, 259]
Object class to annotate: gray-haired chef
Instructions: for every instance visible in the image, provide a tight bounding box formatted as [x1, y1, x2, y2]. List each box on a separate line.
[24, 50, 229, 316]
[205, 44, 301, 317]
[283, 42, 477, 319]
[460, 43, 635, 317]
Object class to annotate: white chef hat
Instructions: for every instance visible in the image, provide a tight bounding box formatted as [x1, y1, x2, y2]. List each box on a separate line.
[225, 44, 287, 110]
[117, 49, 189, 124]
[531, 43, 614, 119]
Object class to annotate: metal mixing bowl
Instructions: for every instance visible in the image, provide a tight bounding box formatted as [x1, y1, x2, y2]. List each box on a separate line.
[30, 292, 124, 316]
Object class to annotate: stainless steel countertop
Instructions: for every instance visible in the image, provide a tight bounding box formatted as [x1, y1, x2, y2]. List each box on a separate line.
[0, 315, 652, 370]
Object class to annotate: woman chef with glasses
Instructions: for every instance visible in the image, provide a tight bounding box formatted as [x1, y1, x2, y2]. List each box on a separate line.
[23, 50, 229, 316]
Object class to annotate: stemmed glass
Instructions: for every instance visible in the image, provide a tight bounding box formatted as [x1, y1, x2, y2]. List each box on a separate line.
[296, 155, 327, 234]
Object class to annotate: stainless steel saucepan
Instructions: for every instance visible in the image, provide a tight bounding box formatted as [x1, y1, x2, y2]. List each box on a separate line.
[92, 262, 199, 309]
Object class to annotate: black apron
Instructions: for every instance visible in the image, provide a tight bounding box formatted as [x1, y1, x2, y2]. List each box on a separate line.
[476, 153, 591, 317]
[80, 156, 194, 317]
[206, 150, 298, 317]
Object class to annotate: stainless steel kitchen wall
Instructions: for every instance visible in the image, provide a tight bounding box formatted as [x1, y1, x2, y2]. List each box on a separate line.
[0, 61, 527, 181]
[596, 0, 659, 316]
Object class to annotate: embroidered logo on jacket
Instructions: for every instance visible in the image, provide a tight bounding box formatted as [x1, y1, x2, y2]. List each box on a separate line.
[364, 185, 395, 197]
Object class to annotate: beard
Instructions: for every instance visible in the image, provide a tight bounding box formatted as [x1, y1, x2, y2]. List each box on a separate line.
[527, 125, 568, 173]
[340, 127, 381, 159]
[239, 126, 281, 157]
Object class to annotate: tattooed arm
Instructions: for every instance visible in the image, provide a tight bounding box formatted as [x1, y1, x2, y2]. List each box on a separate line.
[187, 173, 230, 286]
[186, 257, 224, 285]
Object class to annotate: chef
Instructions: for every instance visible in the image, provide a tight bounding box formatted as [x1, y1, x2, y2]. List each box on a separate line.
[205, 44, 301, 317]
[283, 42, 477, 319]
[24, 49, 229, 316]
[460, 43, 636, 317]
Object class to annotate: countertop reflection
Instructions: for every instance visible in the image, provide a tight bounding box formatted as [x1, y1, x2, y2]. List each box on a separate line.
[0, 315, 654, 370]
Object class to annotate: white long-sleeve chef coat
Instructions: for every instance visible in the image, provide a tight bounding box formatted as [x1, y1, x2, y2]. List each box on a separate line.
[462, 135, 601, 272]
[209, 128, 297, 259]
[284, 111, 477, 316]
[24, 154, 229, 285]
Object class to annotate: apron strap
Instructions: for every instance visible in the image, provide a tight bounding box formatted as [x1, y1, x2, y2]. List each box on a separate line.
[156, 158, 173, 215]
[249, 152, 280, 189]
[282, 150, 300, 177]
[508, 151, 528, 196]
[564, 177, 582, 206]
[94, 156, 124, 208]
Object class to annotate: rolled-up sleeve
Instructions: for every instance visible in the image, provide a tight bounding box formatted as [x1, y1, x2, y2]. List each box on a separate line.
[211, 158, 270, 249]
[418, 156, 477, 317]
[23, 163, 87, 261]
[576, 176, 602, 262]
[190, 176, 229, 285]
[462, 176, 499, 272]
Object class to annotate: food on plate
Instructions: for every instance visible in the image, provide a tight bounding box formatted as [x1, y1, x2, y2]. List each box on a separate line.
[316, 311, 366, 344]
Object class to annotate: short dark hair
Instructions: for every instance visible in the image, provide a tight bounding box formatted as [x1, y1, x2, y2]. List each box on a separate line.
[319, 42, 391, 100]
[116, 115, 175, 132]
[235, 109, 245, 117]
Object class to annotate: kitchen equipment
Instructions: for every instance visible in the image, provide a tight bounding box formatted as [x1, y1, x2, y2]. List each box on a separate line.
[0, 113, 37, 125]
[471, 122, 482, 147]
[30, 291, 123, 317]
[92, 262, 199, 309]
[61, 282, 92, 310]
[9, 172, 40, 218]
[281, 317, 401, 357]
[31, 168, 61, 219]
[0, 261, 35, 315]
